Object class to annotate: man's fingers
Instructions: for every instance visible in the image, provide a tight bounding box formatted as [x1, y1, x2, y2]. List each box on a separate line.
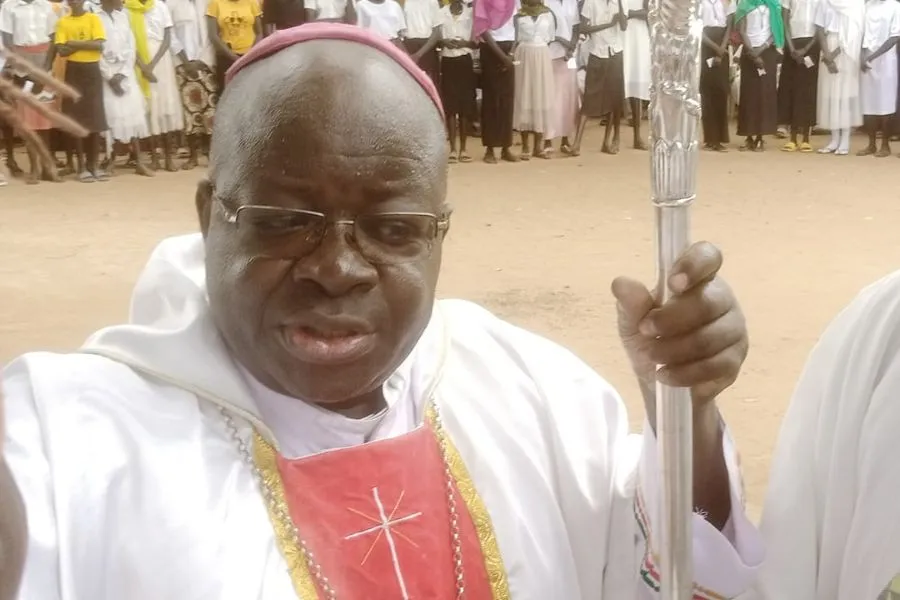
[644, 308, 745, 366]
[611, 276, 655, 334]
[656, 343, 746, 390]
[639, 277, 736, 338]
[668, 241, 723, 295]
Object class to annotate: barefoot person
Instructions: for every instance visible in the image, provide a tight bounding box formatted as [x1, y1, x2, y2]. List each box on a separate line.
[815, 0, 864, 155]
[751, 270, 900, 599]
[55, 0, 107, 182]
[735, 0, 784, 151]
[98, 0, 152, 176]
[857, 0, 900, 157]
[777, 0, 820, 152]
[439, 0, 477, 163]
[2, 23, 762, 600]
[572, 0, 627, 155]
[700, 0, 734, 151]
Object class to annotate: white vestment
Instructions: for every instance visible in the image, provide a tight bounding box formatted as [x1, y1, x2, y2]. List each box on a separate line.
[2, 234, 763, 600]
[860, 0, 900, 116]
[745, 270, 900, 600]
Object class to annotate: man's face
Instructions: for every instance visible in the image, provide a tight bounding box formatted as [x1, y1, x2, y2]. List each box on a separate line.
[197, 42, 448, 407]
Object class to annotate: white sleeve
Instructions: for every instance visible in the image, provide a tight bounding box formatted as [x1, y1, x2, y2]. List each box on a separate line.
[635, 422, 764, 598]
[160, 2, 174, 28]
[2, 360, 63, 600]
[0, 4, 13, 36]
[46, 6, 60, 38]
[890, 5, 900, 36]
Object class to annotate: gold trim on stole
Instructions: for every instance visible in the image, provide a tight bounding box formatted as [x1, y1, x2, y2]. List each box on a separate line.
[252, 432, 321, 600]
[426, 404, 512, 600]
[251, 412, 511, 600]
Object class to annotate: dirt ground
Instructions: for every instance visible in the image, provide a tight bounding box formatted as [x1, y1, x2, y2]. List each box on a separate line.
[2, 127, 899, 520]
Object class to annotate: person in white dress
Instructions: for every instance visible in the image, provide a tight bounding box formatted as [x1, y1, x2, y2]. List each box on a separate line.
[544, 0, 580, 154]
[513, 0, 556, 157]
[97, 0, 152, 176]
[1, 24, 764, 600]
[857, 0, 900, 157]
[125, 0, 186, 171]
[622, 0, 650, 149]
[814, 0, 864, 155]
[748, 269, 900, 600]
[355, 0, 406, 47]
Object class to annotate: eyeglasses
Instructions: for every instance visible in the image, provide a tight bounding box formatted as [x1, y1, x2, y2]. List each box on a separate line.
[219, 202, 450, 265]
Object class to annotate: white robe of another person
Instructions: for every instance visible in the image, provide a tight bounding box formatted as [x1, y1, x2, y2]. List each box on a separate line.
[3, 234, 764, 600]
[744, 270, 900, 600]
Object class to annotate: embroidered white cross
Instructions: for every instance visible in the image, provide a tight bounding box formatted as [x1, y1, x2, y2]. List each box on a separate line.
[344, 487, 422, 600]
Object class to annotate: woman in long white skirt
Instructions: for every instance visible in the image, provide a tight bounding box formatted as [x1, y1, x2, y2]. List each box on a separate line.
[126, 0, 186, 171]
[513, 0, 556, 158]
[98, 0, 152, 176]
[815, 0, 864, 155]
[622, 0, 650, 148]
[544, 0, 580, 154]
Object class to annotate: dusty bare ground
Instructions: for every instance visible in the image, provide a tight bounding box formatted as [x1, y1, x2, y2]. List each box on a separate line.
[2, 128, 900, 520]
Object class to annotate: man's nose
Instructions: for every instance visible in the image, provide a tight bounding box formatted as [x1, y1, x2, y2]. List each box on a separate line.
[290, 224, 379, 298]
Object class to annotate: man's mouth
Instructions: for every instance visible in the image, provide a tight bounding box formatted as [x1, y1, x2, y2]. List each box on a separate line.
[281, 323, 377, 366]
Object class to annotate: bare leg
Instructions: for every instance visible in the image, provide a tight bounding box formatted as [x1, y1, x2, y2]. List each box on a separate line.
[630, 98, 646, 149]
[858, 116, 877, 155]
[182, 135, 200, 170]
[533, 133, 549, 158]
[521, 131, 531, 159]
[447, 115, 459, 160]
[571, 115, 589, 155]
[3, 126, 22, 176]
[132, 138, 153, 176]
[149, 136, 161, 170]
[163, 133, 178, 171]
[459, 117, 471, 162]
[877, 116, 892, 157]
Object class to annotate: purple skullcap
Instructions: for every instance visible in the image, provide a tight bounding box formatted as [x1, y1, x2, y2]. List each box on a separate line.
[225, 23, 445, 119]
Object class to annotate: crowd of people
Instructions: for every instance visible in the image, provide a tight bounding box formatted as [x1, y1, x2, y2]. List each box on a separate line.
[0, 0, 899, 187]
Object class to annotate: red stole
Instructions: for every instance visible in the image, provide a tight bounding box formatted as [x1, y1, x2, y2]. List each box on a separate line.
[252, 407, 510, 599]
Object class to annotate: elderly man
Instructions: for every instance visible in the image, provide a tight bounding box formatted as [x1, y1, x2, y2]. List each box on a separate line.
[748, 269, 900, 600]
[2, 24, 762, 599]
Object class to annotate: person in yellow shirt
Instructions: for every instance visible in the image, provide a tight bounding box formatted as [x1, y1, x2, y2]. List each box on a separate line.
[55, 0, 108, 182]
[206, 0, 262, 90]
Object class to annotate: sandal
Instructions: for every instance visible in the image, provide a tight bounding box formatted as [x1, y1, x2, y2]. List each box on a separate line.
[79, 171, 96, 183]
[799, 142, 814, 153]
[781, 142, 797, 152]
[448, 154, 458, 164]
[458, 153, 472, 163]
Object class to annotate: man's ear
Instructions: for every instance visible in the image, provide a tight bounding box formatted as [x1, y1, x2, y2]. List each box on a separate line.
[196, 179, 213, 238]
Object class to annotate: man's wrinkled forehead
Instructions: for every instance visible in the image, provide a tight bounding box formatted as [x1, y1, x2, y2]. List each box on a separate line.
[210, 41, 445, 185]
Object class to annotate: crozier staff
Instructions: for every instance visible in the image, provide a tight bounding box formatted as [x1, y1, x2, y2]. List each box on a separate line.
[2, 23, 762, 599]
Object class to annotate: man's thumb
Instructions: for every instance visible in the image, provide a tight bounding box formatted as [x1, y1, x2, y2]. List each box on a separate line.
[611, 276, 656, 335]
